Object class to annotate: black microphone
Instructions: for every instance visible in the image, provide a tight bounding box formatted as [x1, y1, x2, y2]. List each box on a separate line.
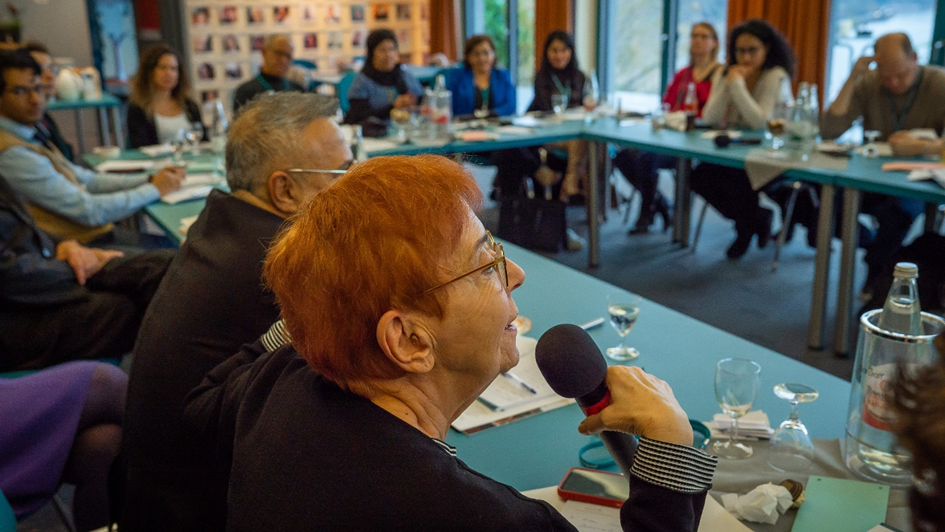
[535, 324, 638, 478]
[714, 134, 763, 148]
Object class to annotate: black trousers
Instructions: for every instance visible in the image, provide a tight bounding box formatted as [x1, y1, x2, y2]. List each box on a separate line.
[612, 148, 676, 225]
[689, 162, 762, 236]
[0, 250, 174, 371]
[494, 146, 568, 240]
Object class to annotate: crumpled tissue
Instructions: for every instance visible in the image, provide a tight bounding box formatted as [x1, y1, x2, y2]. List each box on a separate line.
[720, 483, 794, 525]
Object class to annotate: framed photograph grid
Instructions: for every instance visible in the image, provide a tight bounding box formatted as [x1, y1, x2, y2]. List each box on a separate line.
[185, 0, 431, 113]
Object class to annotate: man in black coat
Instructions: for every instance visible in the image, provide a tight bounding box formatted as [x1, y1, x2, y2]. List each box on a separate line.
[0, 173, 172, 370]
[119, 92, 351, 532]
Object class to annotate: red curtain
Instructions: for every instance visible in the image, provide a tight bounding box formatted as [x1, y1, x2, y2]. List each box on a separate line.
[535, 0, 573, 71]
[429, 0, 459, 62]
[727, 0, 831, 105]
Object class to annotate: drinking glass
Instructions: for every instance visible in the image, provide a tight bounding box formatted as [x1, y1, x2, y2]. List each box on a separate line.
[172, 127, 187, 164]
[186, 122, 203, 155]
[712, 358, 762, 459]
[767, 382, 819, 472]
[551, 93, 567, 116]
[606, 293, 641, 361]
[863, 130, 881, 157]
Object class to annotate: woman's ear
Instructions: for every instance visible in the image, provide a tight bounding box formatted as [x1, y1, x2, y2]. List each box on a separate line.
[376, 310, 435, 374]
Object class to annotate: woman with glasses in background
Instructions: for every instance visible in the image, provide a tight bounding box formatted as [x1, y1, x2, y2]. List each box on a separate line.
[613, 22, 721, 235]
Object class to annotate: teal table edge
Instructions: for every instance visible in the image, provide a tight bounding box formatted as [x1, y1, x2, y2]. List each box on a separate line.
[46, 93, 122, 111]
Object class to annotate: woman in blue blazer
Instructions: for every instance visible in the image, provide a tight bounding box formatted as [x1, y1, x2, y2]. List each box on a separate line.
[445, 35, 516, 117]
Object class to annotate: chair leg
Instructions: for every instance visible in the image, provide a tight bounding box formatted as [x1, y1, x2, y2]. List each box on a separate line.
[51, 494, 76, 532]
[772, 183, 801, 272]
[691, 199, 709, 253]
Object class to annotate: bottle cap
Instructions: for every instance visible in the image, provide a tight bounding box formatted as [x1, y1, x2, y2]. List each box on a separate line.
[893, 262, 918, 278]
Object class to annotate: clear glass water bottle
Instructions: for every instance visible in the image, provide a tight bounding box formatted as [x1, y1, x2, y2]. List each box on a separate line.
[432, 74, 452, 139]
[352, 124, 368, 162]
[843, 262, 938, 486]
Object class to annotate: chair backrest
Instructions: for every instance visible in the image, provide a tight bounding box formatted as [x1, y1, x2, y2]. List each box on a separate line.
[292, 59, 317, 70]
[0, 491, 16, 532]
[337, 71, 358, 115]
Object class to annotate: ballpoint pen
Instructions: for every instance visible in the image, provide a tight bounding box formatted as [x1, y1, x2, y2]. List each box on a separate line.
[580, 317, 605, 330]
[501, 371, 538, 394]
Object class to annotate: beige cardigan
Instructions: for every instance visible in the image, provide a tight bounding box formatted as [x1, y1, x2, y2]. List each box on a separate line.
[701, 66, 790, 130]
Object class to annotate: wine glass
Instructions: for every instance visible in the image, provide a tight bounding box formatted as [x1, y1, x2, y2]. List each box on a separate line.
[863, 130, 881, 157]
[551, 93, 567, 116]
[712, 358, 762, 459]
[605, 293, 641, 361]
[767, 383, 819, 472]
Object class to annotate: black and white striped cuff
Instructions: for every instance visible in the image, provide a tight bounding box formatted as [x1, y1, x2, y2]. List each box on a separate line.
[260, 319, 291, 352]
[630, 437, 718, 494]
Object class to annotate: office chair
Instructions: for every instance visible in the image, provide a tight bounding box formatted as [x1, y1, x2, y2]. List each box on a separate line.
[691, 181, 818, 272]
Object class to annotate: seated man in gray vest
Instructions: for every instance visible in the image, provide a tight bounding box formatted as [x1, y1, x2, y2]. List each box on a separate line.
[0, 50, 183, 244]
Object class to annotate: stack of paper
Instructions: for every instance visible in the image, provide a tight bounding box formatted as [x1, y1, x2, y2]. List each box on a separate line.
[451, 335, 573, 434]
[707, 410, 774, 440]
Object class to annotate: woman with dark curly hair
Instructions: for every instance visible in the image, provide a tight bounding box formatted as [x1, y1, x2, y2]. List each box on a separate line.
[690, 19, 796, 258]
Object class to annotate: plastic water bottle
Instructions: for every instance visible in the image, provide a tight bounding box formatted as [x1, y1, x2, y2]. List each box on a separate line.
[843, 263, 922, 486]
[432, 74, 452, 139]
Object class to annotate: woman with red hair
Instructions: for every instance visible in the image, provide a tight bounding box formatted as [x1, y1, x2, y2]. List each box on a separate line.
[186, 155, 716, 531]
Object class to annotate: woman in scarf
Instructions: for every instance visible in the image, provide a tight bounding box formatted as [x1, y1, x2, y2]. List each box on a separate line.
[345, 29, 423, 125]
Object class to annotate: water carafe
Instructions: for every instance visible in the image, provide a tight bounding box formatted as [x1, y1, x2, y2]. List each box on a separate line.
[843, 263, 945, 486]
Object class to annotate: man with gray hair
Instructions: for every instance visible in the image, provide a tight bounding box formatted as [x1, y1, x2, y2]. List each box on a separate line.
[232, 34, 304, 113]
[119, 92, 351, 532]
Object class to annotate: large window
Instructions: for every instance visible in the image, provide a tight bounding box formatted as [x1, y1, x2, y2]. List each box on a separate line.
[480, 0, 535, 111]
[826, 0, 938, 103]
[604, 0, 728, 112]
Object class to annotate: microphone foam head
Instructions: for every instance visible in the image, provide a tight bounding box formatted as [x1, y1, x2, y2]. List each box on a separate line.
[535, 324, 607, 399]
[714, 134, 732, 148]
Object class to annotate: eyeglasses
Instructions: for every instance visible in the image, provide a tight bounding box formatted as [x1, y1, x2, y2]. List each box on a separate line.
[735, 46, 762, 56]
[285, 160, 353, 176]
[423, 231, 508, 294]
[6, 85, 43, 97]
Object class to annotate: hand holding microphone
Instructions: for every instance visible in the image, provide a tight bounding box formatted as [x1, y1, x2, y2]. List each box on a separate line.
[577, 366, 693, 447]
[536, 324, 694, 477]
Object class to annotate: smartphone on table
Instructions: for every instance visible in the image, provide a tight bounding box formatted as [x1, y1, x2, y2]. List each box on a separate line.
[557, 467, 629, 509]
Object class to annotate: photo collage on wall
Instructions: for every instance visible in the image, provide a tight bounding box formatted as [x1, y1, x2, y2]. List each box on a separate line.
[185, 0, 432, 114]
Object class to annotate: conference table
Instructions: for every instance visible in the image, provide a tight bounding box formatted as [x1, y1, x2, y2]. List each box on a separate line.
[446, 243, 908, 531]
[86, 114, 945, 356]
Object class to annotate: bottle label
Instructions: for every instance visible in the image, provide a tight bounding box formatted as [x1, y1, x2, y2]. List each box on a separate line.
[861, 363, 896, 431]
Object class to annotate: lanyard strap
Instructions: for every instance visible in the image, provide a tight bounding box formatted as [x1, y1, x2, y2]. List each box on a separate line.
[888, 68, 922, 131]
[257, 74, 288, 92]
[551, 74, 571, 104]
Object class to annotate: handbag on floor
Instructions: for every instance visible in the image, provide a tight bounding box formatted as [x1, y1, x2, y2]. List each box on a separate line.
[498, 195, 567, 253]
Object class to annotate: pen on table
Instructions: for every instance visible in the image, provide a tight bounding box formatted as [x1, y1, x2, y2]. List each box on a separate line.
[502, 371, 538, 395]
[580, 317, 605, 330]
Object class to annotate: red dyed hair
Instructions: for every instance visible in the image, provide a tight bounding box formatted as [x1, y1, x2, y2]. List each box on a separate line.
[264, 155, 483, 388]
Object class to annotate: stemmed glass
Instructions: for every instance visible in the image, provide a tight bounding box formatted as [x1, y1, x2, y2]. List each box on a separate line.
[863, 130, 881, 157]
[767, 382, 819, 472]
[712, 358, 762, 459]
[551, 93, 568, 117]
[606, 293, 641, 361]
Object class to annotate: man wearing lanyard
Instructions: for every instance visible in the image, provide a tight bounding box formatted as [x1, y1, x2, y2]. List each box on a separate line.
[233, 34, 304, 113]
[822, 32, 945, 298]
